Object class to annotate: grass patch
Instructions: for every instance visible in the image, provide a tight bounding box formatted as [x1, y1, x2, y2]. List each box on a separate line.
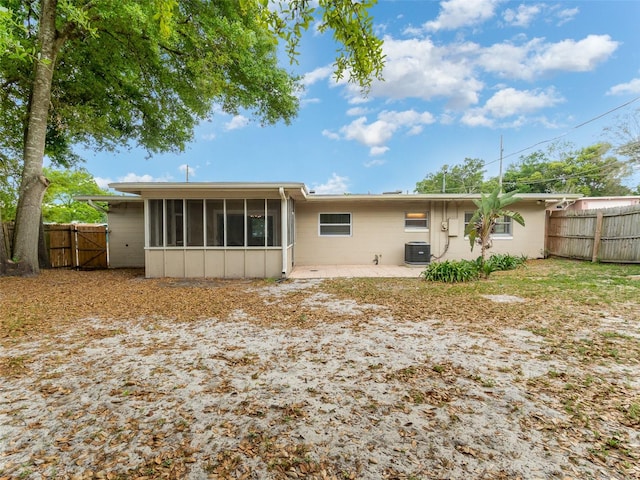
[324, 259, 640, 327]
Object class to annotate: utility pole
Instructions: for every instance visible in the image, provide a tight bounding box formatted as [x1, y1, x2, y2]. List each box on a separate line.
[186, 164, 189, 182]
[498, 136, 503, 193]
[442, 166, 447, 193]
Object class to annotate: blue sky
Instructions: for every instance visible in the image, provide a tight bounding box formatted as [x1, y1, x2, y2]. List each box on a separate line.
[82, 0, 640, 194]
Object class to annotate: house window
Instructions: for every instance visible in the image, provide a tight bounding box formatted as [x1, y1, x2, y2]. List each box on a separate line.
[405, 212, 428, 230]
[464, 212, 513, 237]
[319, 213, 351, 236]
[493, 216, 513, 235]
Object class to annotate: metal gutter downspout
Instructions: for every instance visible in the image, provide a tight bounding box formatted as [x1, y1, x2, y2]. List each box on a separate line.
[279, 187, 288, 278]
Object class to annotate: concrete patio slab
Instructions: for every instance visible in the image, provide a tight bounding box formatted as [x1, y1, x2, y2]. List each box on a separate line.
[289, 264, 425, 279]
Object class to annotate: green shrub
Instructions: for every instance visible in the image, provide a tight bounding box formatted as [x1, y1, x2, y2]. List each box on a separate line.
[485, 253, 527, 271]
[421, 254, 527, 283]
[420, 260, 480, 283]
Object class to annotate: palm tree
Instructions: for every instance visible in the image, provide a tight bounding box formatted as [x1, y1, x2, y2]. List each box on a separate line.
[465, 188, 525, 276]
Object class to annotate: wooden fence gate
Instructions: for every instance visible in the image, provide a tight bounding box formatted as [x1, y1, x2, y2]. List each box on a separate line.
[48, 224, 108, 269]
[4, 223, 108, 269]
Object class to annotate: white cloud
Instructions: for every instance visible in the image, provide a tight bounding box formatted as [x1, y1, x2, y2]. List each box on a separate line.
[340, 32, 616, 112]
[407, 125, 424, 136]
[303, 65, 334, 86]
[95, 173, 161, 189]
[322, 129, 340, 141]
[201, 132, 216, 141]
[503, 4, 542, 27]
[439, 112, 457, 125]
[341, 117, 396, 147]
[369, 146, 389, 156]
[378, 110, 435, 125]
[363, 36, 484, 109]
[478, 35, 619, 80]
[475, 41, 529, 78]
[483, 87, 564, 118]
[607, 78, 640, 96]
[118, 173, 170, 183]
[461, 87, 564, 127]
[425, 0, 503, 31]
[364, 158, 386, 167]
[461, 110, 493, 127]
[355, 33, 617, 109]
[224, 115, 249, 131]
[534, 35, 619, 73]
[555, 7, 579, 26]
[347, 95, 371, 105]
[301, 97, 321, 106]
[178, 164, 196, 179]
[402, 25, 423, 37]
[346, 107, 370, 116]
[311, 173, 349, 194]
[336, 109, 435, 152]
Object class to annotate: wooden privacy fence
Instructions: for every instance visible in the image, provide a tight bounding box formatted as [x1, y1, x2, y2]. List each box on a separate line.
[3, 223, 108, 269]
[547, 205, 640, 263]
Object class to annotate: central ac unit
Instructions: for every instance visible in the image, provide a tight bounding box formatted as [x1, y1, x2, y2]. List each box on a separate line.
[405, 242, 430, 265]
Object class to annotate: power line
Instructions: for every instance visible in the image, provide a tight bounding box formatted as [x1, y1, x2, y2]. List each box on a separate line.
[483, 95, 640, 167]
[416, 97, 640, 195]
[502, 161, 624, 189]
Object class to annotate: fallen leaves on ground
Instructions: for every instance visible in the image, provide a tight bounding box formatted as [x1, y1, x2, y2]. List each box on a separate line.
[1, 262, 639, 479]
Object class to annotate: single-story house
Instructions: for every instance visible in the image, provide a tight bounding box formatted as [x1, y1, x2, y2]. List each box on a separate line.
[78, 182, 582, 278]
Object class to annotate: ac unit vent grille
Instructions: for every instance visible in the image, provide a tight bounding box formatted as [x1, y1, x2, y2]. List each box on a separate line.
[405, 242, 430, 265]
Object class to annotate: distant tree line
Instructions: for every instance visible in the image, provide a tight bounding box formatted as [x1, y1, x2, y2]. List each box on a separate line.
[415, 140, 640, 196]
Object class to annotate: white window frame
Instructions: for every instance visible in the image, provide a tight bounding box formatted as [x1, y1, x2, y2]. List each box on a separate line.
[404, 212, 429, 231]
[464, 212, 513, 239]
[318, 212, 352, 237]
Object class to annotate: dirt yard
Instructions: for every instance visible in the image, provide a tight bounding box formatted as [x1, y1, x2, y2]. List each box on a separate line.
[1, 263, 639, 479]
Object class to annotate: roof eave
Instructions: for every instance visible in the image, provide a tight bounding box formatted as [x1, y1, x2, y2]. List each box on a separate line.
[306, 193, 584, 202]
[109, 182, 309, 199]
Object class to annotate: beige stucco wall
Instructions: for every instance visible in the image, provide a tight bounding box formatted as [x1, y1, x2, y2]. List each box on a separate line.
[439, 202, 547, 260]
[294, 200, 547, 266]
[107, 202, 145, 268]
[295, 200, 432, 266]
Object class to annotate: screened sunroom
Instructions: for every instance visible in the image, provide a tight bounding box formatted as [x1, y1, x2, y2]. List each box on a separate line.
[109, 182, 307, 278]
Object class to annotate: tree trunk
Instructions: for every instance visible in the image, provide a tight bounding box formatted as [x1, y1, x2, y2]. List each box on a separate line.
[0, 209, 7, 275]
[38, 215, 50, 269]
[12, 0, 59, 275]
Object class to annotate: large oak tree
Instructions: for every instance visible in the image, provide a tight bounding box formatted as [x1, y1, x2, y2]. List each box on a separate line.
[1, 0, 384, 274]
